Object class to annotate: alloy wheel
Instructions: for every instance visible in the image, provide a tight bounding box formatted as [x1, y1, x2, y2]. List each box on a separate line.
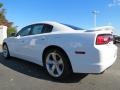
[46, 52, 64, 77]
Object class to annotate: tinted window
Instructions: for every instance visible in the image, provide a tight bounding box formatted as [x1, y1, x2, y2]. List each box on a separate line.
[31, 24, 44, 35]
[63, 24, 84, 30]
[17, 26, 31, 36]
[42, 24, 53, 33]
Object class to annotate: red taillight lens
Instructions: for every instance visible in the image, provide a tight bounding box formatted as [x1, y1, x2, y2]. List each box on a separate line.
[96, 34, 113, 45]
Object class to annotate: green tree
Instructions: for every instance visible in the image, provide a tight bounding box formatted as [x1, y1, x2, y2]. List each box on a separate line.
[0, 2, 17, 37]
[0, 3, 3, 8]
[7, 27, 17, 37]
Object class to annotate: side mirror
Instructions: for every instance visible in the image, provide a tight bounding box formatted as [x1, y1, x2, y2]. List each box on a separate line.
[10, 33, 16, 37]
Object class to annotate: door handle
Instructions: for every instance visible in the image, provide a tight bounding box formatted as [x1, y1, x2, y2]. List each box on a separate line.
[41, 37, 46, 40]
[21, 40, 25, 43]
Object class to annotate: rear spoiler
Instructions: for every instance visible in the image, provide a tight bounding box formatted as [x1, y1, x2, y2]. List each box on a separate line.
[85, 26, 114, 34]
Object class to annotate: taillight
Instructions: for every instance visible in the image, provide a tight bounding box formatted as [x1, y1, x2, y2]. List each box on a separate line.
[96, 34, 113, 45]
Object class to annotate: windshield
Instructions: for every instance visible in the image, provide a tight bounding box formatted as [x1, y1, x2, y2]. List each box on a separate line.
[63, 24, 84, 30]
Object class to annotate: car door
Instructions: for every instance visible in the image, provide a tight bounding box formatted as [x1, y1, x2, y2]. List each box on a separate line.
[20, 24, 53, 64]
[12, 25, 32, 59]
[18, 24, 45, 63]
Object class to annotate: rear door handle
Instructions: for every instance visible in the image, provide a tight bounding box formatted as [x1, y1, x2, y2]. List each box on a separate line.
[41, 37, 46, 40]
[21, 40, 25, 43]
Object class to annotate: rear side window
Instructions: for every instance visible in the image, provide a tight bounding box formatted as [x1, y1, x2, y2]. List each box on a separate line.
[42, 24, 53, 33]
[31, 24, 44, 35]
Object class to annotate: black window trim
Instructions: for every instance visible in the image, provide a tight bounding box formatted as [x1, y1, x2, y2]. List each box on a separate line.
[16, 23, 53, 36]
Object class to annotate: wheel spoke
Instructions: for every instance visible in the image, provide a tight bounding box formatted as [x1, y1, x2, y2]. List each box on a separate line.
[58, 59, 63, 65]
[51, 53, 57, 61]
[46, 60, 54, 65]
[56, 66, 62, 75]
[51, 65, 56, 72]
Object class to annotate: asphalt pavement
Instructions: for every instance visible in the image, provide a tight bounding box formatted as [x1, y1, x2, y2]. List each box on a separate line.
[0, 44, 120, 90]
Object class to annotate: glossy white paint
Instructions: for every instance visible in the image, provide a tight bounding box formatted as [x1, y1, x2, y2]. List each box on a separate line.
[3, 21, 117, 73]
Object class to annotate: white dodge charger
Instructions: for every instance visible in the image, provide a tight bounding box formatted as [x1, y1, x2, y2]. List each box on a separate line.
[2, 21, 117, 79]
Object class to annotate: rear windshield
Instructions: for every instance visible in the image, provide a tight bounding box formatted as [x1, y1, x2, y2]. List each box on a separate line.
[62, 24, 84, 30]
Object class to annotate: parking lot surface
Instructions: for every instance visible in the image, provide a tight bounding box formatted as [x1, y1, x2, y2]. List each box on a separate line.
[0, 45, 120, 90]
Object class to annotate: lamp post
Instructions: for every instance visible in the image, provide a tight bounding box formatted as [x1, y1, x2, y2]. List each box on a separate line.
[92, 11, 99, 28]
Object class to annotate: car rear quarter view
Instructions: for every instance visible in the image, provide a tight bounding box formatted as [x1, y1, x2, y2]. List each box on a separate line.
[2, 21, 118, 80]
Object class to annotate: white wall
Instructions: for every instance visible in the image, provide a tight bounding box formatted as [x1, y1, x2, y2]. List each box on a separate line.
[0, 25, 7, 45]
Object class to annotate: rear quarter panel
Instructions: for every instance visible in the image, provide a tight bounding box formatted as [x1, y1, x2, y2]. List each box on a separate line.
[40, 32, 97, 67]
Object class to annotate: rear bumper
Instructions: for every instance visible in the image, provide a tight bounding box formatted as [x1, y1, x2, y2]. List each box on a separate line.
[73, 56, 116, 73]
[69, 45, 117, 73]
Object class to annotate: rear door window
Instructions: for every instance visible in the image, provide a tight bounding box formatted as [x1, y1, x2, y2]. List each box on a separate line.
[31, 24, 44, 35]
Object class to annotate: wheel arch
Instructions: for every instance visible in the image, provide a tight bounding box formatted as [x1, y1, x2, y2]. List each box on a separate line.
[42, 45, 73, 72]
[2, 42, 7, 48]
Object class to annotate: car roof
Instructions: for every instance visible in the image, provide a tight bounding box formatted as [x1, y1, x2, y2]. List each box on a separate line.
[27, 21, 85, 33]
[37, 21, 74, 32]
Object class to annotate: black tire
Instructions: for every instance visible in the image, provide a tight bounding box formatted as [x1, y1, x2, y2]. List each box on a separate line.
[43, 49, 72, 80]
[2, 44, 10, 59]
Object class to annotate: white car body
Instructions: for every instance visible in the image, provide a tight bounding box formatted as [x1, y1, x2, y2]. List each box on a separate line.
[3, 21, 117, 74]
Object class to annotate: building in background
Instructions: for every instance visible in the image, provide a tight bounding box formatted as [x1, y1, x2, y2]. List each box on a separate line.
[0, 25, 7, 45]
